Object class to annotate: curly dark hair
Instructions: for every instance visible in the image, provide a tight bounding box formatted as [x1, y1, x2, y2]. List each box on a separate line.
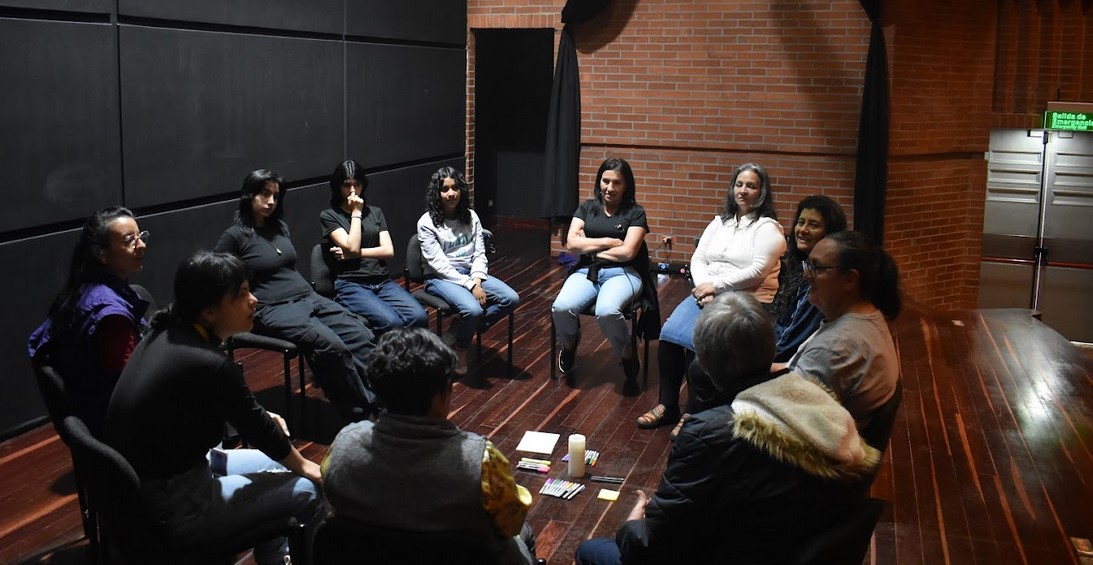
[722, 162, 776, 222]
[365, 328, 457, 415]
[425, 166, 471, 227]
[772, 195, 848, 327]
[236, 169, 286, 234]
[329, 159, 368, 209]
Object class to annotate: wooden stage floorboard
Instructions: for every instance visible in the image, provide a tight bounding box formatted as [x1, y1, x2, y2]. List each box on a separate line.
[3, 226, 1091, 564]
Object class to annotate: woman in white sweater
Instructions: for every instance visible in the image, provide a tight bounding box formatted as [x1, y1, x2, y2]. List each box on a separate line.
[416, 167, 519, 376]
[636, 163, 786, 434]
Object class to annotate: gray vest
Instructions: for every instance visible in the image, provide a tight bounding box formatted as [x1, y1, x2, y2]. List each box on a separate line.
[324, 415, 494, 537]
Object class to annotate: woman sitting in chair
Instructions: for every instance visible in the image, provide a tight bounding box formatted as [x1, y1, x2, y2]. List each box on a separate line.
[774, 230, 902, 429]
[323, 328, 537, 564]
[636, 163, 785, 433]
[216, 168, 376, 421]
[28, 206, 149, 437]
[415, 166, 519, 376]
[320, 159, 427, 334]
[575, 293, 880, 565]
[551, 157, 658, 394]
[770, 195, 848, 363]
[106, 251, 324, 565]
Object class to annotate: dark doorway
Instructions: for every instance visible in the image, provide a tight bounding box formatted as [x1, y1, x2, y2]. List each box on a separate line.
[473, 29, 554, 227]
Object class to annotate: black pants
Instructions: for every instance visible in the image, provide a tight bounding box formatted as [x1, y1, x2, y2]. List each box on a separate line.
[255, 292, 376, 421]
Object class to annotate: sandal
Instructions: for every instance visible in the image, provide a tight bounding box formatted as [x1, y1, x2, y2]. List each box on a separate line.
[636, 404, 680, 429]
[669, 413, 691, 440]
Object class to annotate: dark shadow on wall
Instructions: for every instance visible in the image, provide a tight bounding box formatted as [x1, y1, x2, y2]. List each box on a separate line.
[574, 0, 639, 54]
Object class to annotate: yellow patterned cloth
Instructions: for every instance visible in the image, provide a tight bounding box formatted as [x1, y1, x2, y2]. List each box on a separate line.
[480, 441, 531, 537]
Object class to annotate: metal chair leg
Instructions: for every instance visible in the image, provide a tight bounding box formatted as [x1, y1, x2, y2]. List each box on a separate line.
[550, 316, 557, 380]
[507, 311, 514, 377]
[282, 349, 293, 432]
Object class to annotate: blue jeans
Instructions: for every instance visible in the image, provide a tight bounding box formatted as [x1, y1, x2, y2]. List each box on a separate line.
[146, 449, 324, 565]
[659, 297, 701, 351]
[423, 276, 520, 349]
[551, 266, 642, 359]
[335, 278, 428, 334]
[575, 537, 622, 565]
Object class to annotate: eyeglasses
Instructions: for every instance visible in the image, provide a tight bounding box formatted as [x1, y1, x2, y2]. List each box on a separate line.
[123, 230, 150, 249]
[802, 260, 841, 278]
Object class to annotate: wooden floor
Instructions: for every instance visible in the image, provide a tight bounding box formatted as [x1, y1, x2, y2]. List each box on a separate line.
[3, 225, 1092, 565]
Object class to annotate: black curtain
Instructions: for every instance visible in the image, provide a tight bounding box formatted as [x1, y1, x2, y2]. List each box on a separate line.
[541, 0, 612, 221]
[853, 0, 890, 244]
[541, 24, 580, 220]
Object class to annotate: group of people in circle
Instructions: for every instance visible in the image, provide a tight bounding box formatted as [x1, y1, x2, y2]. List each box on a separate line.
[27, 155, 902, 564]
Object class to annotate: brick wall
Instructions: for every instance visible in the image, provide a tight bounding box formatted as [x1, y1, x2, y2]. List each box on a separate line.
[467, 0, 1092, 312]
[468, 0, 868, 258]
[883, 0, 996, 310]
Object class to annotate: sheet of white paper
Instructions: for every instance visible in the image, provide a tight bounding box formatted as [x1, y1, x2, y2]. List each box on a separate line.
[514, 431, 560, 454]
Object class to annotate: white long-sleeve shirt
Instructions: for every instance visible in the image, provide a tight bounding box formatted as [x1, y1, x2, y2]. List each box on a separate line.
[690, 215, 786, 303]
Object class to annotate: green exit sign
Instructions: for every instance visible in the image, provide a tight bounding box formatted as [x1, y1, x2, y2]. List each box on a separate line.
[1044, 110, 1093, 131]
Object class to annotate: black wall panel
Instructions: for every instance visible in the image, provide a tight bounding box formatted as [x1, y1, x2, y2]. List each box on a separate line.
[0, 18, 120, 233]
[131, 201, 238, 304]
[0, 0, 111, 12]
[347, 44, 465, 168]
[118, 0, 342, 35]
[0, 230, 84, 436]
[119, 26, 342, 208]
[346, 0, 466, 45]
[280, 182, 330, 269]
[1, 4, 468, 439]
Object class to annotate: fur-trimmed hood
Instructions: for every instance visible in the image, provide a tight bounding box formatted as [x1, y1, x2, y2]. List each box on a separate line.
[731, 374, 881, 481]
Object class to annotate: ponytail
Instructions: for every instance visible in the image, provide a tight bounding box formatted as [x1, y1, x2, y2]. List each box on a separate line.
[827, 231, 902, 319]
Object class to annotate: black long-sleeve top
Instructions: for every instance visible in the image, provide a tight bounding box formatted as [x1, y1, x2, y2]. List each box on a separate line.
[106, 322, 291, 480]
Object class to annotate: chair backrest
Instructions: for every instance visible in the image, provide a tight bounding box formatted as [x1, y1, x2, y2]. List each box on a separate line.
[310, 243, 336, 298]
[790, 497, 884, 565]
[860, 379, 903, 452]
[32, 361, 75, 435]
[60, 415, 163, 560]
[405, 233, 426, 283]
[130, 283, 156, 328]
[313, 515, 501, 565]
[482, 228, 496, 255]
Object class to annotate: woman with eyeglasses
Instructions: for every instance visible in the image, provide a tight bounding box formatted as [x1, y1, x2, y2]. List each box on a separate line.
[28, 206, 150, 437]
[775, 230, 901, 428]
[636, 163, 785, 436]
[216, 169, 377, 422]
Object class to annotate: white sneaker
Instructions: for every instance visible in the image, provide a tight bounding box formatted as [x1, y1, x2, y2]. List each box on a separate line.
[453, 347, 469, 377]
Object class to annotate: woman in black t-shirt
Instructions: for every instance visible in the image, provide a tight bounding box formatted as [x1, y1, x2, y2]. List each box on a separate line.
[216, 169, 376, 422]
[320, 160, 427, 334]
[550, 158, 652, 393]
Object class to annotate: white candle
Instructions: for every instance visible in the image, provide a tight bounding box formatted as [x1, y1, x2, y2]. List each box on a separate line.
[568, 434, 586, 478]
